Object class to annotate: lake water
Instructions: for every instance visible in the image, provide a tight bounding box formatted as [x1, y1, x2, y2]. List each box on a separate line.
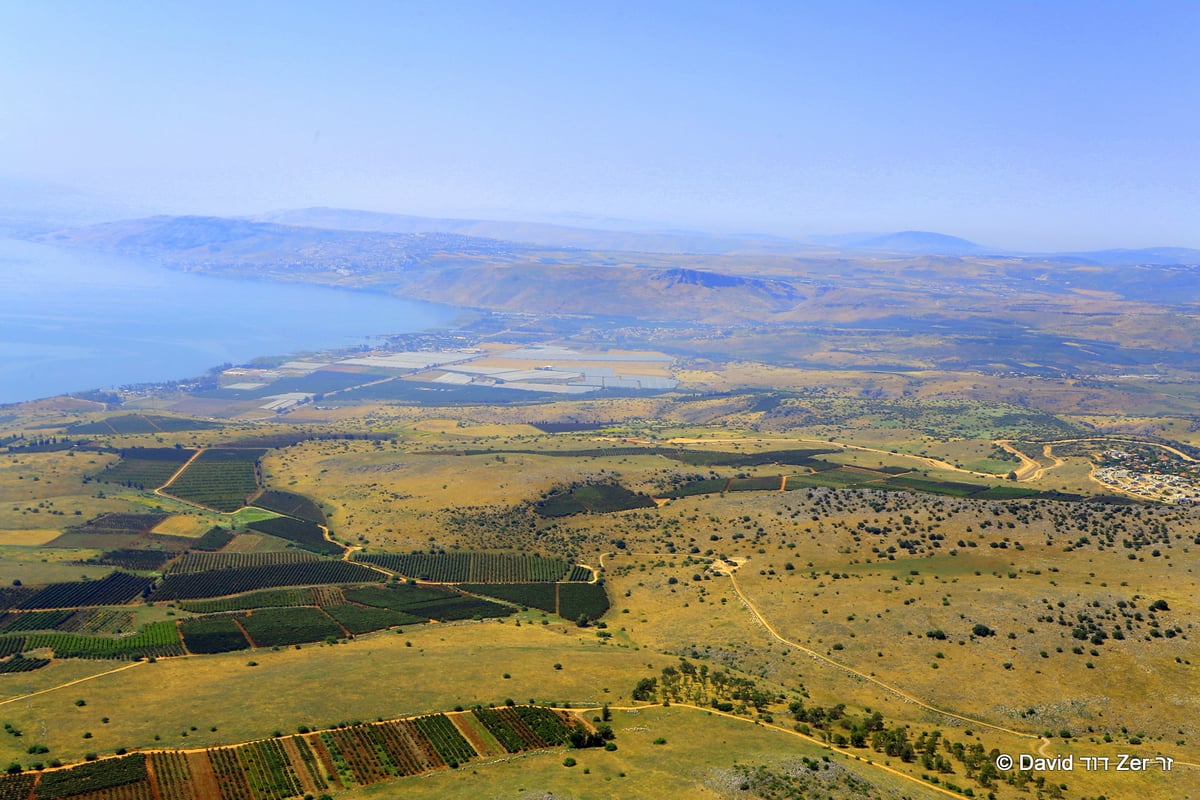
[0, 238, 457, 404]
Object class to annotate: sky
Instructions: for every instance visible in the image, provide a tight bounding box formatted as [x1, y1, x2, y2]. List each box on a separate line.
[1, 1, 1198, 250]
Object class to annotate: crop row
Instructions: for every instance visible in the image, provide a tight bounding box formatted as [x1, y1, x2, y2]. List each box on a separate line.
[316, 716, 461, 787]
[147, 752, 200, 800]
[18, 572, 153, 610]
[208, 747, 253, 800]
[353, 552, 572, 583]
[152, 562, 384, 600]
[471, 706, 578, 753]
[411, 715, 474, 765]
[168, 550, 320, 574]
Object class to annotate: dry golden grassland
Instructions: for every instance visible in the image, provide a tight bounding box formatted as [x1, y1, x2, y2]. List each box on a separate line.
[0, 450, 118, 532]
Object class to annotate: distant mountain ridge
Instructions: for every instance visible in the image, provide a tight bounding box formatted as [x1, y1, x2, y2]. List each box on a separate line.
[33, 212, 1200, 326]
[252, 207, 795, 254]
[801, 230, 994, 255]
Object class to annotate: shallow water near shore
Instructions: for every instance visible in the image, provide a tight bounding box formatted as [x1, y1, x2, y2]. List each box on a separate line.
[0, 237, 455, 404]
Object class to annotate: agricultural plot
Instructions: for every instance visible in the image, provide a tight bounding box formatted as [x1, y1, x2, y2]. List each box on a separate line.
[152, 561, 383, 600]
[0, 608, 135, 636]
[460, 582, 609, 620]
[68, 414, 219, 434]
[353, 552, 574, 582]
[342, 584, 511, 621]
[92, 447, 195, 490]
[556, 583, 610, 621]
[469, 706, 579, 753]
[60, 513, 171, 536]
[96, 548, 175, 571]
[167, 550, 320, 574]
[53, 609, 136, 635]
[180, 587, 315, 613]
[192, 526, 235, 551]
[322, 604, 423, 634]
[162, 449, 265, 512]
[179, 616, 251, 654]
[0, 774, 34, 800]
[34, 753, 148, 798]
[0, 609, 73, 633]
[250, 490, 326, 524]
[459, 583, 556, 614]
[785, 466, 884, 488]
[534, 481, 656, 517]
[244, 517, 340, 556]
[727, 475, 784, 492]
[240, 607, 342, 647]
[147, 752, 199, 800]
[23, 620, 182, 659]
[236, 738, 305, 800]
[207, 747, 254, 800]
[0, 706, 595, 799]
[206, 369, 374, 400]
[0, 655, 49, 673]
[17, 572, 153, 609]
[660, 477, 729, 498]
[410, 715, 474, 766]
[0, 638, 25, 657]
[0, 589, 34, 613]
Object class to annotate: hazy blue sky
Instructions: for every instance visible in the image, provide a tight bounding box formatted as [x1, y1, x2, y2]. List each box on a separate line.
[2, 1, 1197, 249]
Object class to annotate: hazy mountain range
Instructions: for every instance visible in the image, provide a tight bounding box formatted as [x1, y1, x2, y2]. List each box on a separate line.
[31, 211, 1200, 329]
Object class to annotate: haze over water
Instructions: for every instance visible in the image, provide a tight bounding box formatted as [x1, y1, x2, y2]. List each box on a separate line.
[0, 238, 455, 405]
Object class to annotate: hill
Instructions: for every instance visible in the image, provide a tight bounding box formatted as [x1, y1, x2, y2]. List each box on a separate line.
[253, 206, 797, 254]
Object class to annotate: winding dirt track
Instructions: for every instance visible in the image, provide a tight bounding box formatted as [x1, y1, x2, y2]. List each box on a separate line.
[584, 702, 972, 799]
[724, 567, 1038, 741]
